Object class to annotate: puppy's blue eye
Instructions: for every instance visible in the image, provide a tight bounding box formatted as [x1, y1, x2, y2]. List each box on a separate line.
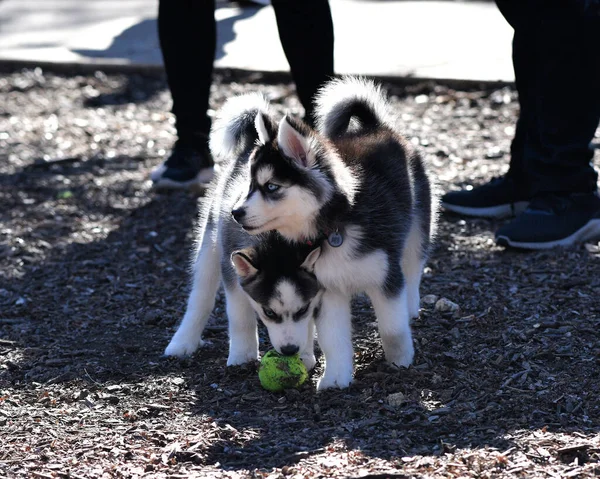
[297, 304, 309, 317]
[262, 307, 277, 319]
[265, 182, 280, 192]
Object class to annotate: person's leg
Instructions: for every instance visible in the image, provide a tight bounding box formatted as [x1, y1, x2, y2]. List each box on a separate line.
[271, 0, 334, 123]
[506, 38, 531, 182]
[495, 0, 600, 248]
[442, 0, 600, 227]
[441, 0, 534, 218]
[519, 3, 599, 195]
[441, 2, 532, 219]
[158, 0, 215, 145]
[151, 0, 216, 191]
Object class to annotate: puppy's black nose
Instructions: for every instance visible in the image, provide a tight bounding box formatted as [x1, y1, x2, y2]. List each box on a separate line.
[232, 208, 246, 222]
[280, 344, 300, 356]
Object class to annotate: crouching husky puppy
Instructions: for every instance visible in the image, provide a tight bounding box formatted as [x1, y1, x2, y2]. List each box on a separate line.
[164, 95, 323, 370]
[230, 77, 438, 390]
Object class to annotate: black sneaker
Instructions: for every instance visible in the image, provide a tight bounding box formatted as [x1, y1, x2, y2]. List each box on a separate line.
[150, 141, 215, 192]
[495, 192, 600, 249]
[442, 176, 530, 218]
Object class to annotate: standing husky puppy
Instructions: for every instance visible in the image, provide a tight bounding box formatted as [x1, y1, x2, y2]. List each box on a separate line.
[231, 78, 437, 390]
[164, 95, 323, 370]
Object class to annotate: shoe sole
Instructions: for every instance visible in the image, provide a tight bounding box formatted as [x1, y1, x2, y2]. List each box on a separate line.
[151, 167, 215, 194]
[441, 201, 529, 219]
[496, 218, 600, 250]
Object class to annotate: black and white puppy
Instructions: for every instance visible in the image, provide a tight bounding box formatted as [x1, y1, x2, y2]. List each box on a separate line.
[164, 95, 323, 370]
[229, 77, 438, 389]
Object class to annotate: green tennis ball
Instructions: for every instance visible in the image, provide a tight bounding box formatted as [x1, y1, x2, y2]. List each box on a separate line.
[258, 350, 308, 392]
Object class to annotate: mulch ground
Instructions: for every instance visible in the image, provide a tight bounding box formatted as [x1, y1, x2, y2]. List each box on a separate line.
[1, 68, 599, 478]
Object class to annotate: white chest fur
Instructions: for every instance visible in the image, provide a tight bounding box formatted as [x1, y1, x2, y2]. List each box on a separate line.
[314, 225, 389, 295]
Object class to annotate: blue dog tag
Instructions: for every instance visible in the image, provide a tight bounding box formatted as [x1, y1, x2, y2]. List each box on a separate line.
[328, 231, 343, 247]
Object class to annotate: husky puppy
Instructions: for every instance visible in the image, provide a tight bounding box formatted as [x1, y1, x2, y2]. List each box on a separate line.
[164, 95, 323, 370]
[229, 77, 437, 390]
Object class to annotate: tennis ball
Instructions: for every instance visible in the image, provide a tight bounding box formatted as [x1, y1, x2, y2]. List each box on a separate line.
[258, 350, 308, 392]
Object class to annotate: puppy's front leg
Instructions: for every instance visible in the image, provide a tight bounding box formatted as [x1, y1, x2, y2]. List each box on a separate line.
[315, 291, 353, 390]
[224, 283, 259, 366]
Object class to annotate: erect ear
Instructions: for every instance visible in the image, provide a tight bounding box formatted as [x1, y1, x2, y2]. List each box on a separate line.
[300, 246, 321, 272]
[231, 249, 259, 278]
[277, 116, 313, 168]
[255, 112, 272, 145]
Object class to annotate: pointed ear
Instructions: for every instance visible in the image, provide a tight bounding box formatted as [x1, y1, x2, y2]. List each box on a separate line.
[231, 249, 259, 278]
[301, 246, 321, 272]
[277, 116, 313, 168]
[255, 112, 271, 145]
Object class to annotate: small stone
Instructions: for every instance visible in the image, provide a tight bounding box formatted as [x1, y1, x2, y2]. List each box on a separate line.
[485, 147, 504, 159]
[435, 298, 460, 313]
[421, 294, 438, 306]
[386, 392, 407, 407]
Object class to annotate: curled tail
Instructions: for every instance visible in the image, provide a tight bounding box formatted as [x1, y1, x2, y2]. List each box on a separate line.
[209, 93, 275, 160]
[315, 76, 393, 138]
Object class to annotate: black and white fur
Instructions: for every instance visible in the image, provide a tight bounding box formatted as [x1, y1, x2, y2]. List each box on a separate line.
[229, 77, 438, 390]
[164, 94, 323, 370]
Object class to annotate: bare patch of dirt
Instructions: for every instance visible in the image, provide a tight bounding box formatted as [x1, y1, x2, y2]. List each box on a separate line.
[1, 69, 599, 478]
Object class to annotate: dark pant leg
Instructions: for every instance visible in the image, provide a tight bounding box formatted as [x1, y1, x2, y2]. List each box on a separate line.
[506, 31, 532, 181]
[158, 0, 216, 145]
[496, 0, 533, 180]
[271, 0, 334, 122]
[496, 0, 600, 195]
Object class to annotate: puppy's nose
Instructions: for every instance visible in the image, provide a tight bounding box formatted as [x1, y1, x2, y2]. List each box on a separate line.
[280, 344, 300, 356]
[232, 207, 246, 222]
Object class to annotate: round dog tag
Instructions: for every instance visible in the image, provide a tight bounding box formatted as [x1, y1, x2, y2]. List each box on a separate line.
[328, 231, 343, 247]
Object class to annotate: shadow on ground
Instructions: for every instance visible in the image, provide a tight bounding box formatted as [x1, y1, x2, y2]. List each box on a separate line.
[72, 3, 263, 107]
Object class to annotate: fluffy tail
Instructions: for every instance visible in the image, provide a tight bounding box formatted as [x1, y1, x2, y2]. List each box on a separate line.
[315, 76, 393, 138]
[209, 93, 273, 160]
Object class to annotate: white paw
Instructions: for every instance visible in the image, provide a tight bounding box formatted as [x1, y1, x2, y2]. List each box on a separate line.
[226, 349, 259, 366]
[316, 372, 352, 391]
[164, 336, 205, 357]
[386, 343, 414, 368]
[300, 353, 317, 371]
